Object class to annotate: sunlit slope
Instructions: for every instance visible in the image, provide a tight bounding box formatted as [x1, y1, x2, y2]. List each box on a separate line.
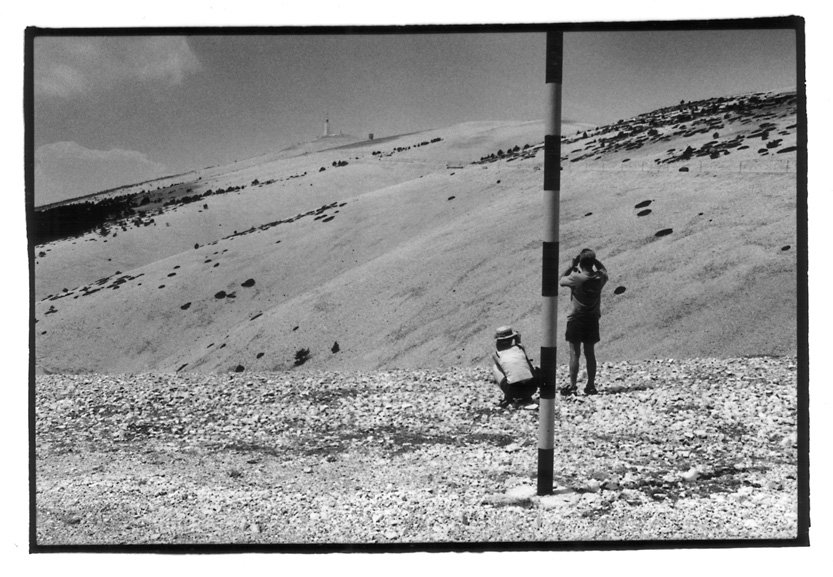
[34, 121, 551, 301]
[34, 90, 798, 373]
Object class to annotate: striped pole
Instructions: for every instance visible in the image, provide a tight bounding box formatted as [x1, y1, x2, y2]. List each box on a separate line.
[538, 30, 563, 496]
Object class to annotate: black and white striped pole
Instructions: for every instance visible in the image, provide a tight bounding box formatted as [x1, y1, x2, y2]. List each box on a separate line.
[538, 30, 563, 496]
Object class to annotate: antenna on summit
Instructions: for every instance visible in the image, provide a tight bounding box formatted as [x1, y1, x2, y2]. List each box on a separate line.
[324, 115, 330, 137]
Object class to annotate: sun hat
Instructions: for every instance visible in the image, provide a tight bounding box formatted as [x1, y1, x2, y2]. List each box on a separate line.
[494, 325, 519, 341]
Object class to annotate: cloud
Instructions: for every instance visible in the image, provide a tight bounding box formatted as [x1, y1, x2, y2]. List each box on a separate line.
[35, 36, 201, 99]
[35, 141, 167, 206]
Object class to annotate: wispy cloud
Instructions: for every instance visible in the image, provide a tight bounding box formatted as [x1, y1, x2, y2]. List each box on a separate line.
[35, 36, 202, 99]
[35, 141, 167, 206]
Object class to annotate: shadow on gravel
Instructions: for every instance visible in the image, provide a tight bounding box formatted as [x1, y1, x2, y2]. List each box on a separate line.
[208, 428, 519, 459]
[635, 464, 771, 502]
[598, 383, 656, 395]
[714, 421, 754, 438]
[388, 430, 517, 456]
[303, 387, 361, 403]
[220, 442, 282, 457]
[489, 499, 537, 510]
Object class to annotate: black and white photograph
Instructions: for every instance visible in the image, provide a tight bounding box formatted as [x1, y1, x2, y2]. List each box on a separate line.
[16, 3, 824, 567]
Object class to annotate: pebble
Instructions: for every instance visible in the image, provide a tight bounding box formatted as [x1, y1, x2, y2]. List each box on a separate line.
[539, 495, 569, 509]
[780, 433, 797, 448]
[620, 489, 642, 503]
[505, 485, 536, 501]
[681, 467, 700, 482]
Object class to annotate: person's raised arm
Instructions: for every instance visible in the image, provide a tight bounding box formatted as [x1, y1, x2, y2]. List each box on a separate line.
[562, 254, 580, 278]
[593, 259, 609, 285]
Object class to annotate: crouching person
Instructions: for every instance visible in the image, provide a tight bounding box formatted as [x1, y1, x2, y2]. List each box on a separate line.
[491, 326, 539, 410]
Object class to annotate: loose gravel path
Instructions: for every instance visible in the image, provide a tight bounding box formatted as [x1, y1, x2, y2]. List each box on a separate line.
[35, 356, 799, 547]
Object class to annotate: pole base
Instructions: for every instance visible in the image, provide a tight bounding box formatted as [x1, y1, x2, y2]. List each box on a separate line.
[537, 448, 554, 495]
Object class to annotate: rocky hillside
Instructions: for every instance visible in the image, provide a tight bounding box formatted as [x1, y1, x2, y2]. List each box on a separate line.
[33, 90, 799, 374]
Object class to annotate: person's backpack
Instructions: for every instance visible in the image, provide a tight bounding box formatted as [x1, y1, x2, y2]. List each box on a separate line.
[495, 344, 535, 385]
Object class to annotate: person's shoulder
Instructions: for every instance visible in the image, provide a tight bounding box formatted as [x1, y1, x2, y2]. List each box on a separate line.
[505, 343, 528, 356]
[560, 271, 578, 286]
[575, 270, 592, 283]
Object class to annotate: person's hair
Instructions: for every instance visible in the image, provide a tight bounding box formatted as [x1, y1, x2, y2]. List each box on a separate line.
[578, 248, 596, 270]
[495, 336, 516, 350]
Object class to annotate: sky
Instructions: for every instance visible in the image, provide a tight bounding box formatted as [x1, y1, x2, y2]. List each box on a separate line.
[32, 26, 797, 206]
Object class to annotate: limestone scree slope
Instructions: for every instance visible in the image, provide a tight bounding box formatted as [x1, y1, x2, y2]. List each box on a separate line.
[33, 90, 799, 374]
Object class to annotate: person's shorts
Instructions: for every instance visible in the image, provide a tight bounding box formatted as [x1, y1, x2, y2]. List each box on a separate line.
[566, 316, 600, 344]
[499, 378, 538, 401]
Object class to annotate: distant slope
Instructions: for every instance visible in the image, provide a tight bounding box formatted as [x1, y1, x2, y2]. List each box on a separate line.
[34, 91, 798, 374]
[33, 120, 561, 301]
[276, 133, 362, 156]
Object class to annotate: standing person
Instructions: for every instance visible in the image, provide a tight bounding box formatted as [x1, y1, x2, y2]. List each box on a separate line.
[559, 249, 609, 396]
[490, 326, 539, 410]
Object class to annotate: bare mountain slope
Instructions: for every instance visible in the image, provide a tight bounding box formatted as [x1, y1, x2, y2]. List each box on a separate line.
[34, 90, 798, 374]
[34, 121, 548, 301]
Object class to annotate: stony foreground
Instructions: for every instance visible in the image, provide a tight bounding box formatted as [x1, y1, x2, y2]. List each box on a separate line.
[34, 356, 800, 547]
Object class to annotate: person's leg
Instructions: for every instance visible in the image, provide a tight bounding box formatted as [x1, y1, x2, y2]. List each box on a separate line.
[567, 340, 581, 391]
[517, 380, 537, 402]
[583, 341, 597, 392]
[560, 342, 580, 396]
[493, 364, 512, 406]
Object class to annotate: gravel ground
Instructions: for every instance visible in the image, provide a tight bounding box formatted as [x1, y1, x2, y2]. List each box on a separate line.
[34, 356, 799, 548]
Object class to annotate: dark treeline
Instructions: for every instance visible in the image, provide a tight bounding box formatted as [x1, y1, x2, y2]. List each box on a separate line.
[371, 136, 443, 157]
[34, 184, 246, 245]
[33, 196, 140, 245]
